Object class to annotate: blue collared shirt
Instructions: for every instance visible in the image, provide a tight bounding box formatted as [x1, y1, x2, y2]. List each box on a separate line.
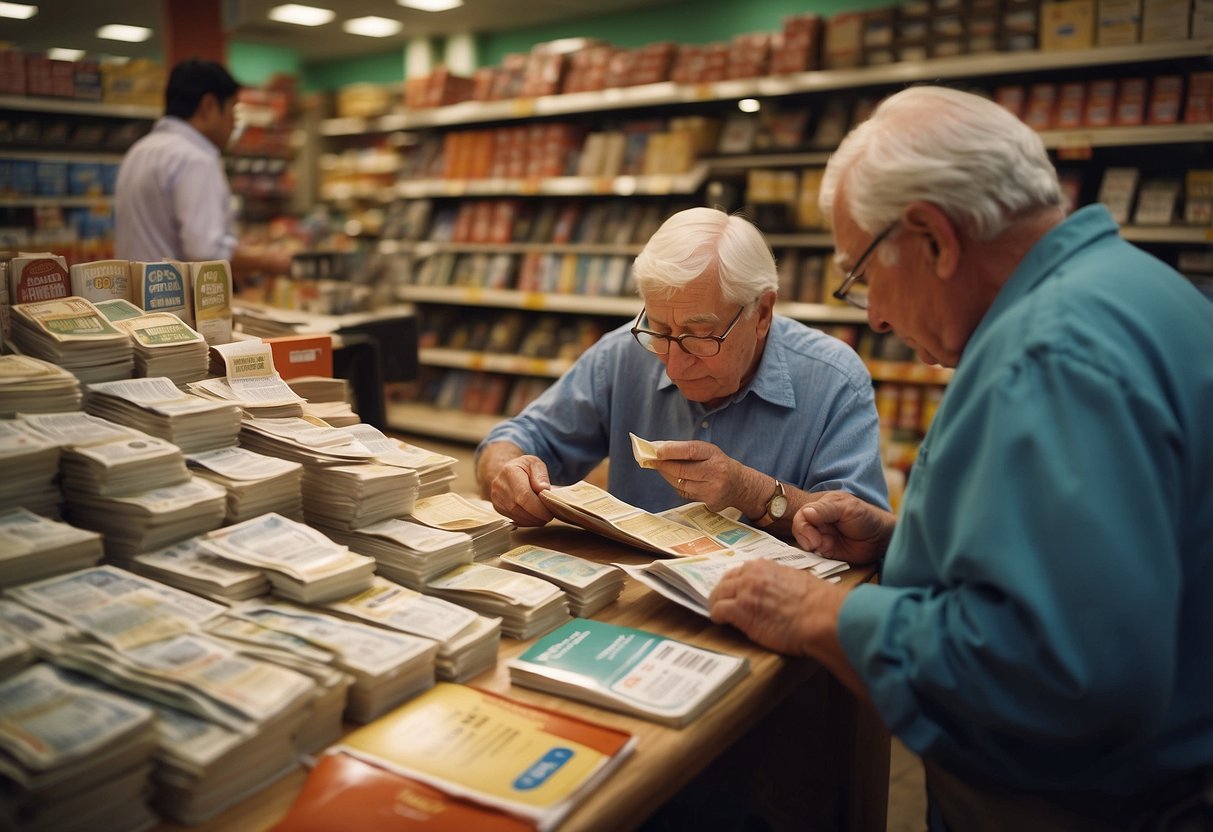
[115, 116, 236, 263]
[840, 205, 1213, 794]
[479, 315, 889, 515]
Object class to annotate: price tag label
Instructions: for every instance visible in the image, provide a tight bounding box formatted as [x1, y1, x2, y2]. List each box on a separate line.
[511, 98, 536, 117]
[521, 293, 546, 310]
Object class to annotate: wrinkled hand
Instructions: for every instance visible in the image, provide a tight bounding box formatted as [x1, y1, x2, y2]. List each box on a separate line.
[793, 492, 894, 565]
[709, 559, 837, 655]
[488, 454, 554, 526]
[651, 440, 740, 511]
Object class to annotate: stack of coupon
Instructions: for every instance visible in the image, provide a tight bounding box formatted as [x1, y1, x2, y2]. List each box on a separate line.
[340, 425, 459, 497]
[0, 418, 62, 517]
[112, 311, 210, 384]
[0, 663, 159, 832]
[287, 376, 358, 427]
[0, 508, 103, 588]
[186, 446, 303, 523]
[225, 599, 440, 722]
[424, 562, 570, 640]
[499, 544, 626, 617]
[302, 462, 420, 529]
[319, 517, 474, 589]
[8, 297, 134, 383]
[59, 431, 190, 497]
[407, 492, 514, 561]
[131, 537, 271, 602]
[321, 576, 501, 682]
[188, 340, 305, 419]
[84, 377, 242, 453]
[238, 415, 376, 465]
[0, 354, 81, 416]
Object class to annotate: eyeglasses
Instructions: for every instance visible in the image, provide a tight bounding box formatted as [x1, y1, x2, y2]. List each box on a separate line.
[630, 304, 746, 357]
[832, 221, 899, 310]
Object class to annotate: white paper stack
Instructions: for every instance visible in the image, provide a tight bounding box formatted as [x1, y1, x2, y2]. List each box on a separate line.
[114, 311, 210, 384]
[228, 599, 439, 722]
[8, 297, 134, 384]
[60, 433, 189, 497]
[188, 341, 305, 419]
[318, 517, 474, 589]
[238, 415, 377, 465]
[289, 377, 358, 427]
[0, 354, 81, 416]
[302, 462, 420, 529]
[339, 424, 459, 497]
[499, 544, 626, 618]
[424, 562, 570, 640]
[197, 513, 375, 604]
[0, 418, 61, 516]
[65, 475, 227, 560]
[0, 508, 103, 588]
[0, 663, 159, 832]
[0, 627, 34, 676]
[17, 410, 144, 449]
[407, 492, 515, 561]
[84, 376, 242, 453]
[186, 446, 303, 523]
[131, 537, 270, 602]
[321, 577, 501, 683]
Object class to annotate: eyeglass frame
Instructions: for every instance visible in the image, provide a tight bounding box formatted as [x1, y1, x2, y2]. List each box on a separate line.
[630, 303, 748, 357]
[832, 220, 899, 310]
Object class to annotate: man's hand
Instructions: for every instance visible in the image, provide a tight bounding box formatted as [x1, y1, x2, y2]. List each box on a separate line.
[793, 492, 895, 565]
[649, 439, 762, 514]
[709, 559, 840, 655]
[477, 442, 555, 527]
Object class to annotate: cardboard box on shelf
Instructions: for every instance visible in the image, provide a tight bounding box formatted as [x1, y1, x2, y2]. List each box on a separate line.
[1041, 0, 1097, 49]
[1147, 75, 1184, 124]
[1185, 71, 1213, 123]
[1097, 0, 1143, 44]
[1141, 0, 1193, 40]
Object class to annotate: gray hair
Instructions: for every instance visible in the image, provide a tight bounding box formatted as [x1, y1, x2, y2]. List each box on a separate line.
[820, 86, 1065, 241]
[632, 207, 778, 306]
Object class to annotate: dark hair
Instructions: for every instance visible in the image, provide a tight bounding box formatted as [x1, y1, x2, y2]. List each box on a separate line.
[164, 59, 240, 119]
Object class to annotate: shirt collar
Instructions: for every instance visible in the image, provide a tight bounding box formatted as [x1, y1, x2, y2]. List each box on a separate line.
[152, 116, 220, 159]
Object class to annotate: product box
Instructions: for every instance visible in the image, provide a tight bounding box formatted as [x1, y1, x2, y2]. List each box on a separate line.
[1084, 79, 1118, 126]
[1097, 0, 1142, 43]
[132, 260, 190, 320]
[1195, 0, 1213, 36]
[1141, 0, 1192, 40]
[1041, 0, 1097, 49]
[1114, 77, 1148, 125]
[189, 260, 234, 345]
[73, 59, 102, 101]
[265, 333, 334, 380]
[1002, 3, 1042, 49]
[1147, 75, 1184, 124]
[34, 162, 68, 197]
[1186, 71, 1213, 123]
[1096, 166, 1141, 223]
[0, 48, 26, 95]
[1024, 83, 1059, 130]
[9, 252, 70, 304]
[69, 259, 131, 303]
[67, 163, 104, 196]
[824, 12, 864, 69]
[995, 85, 1029, 119]
[1056, 82, 1088, 129]
[101, 59, 164, 107]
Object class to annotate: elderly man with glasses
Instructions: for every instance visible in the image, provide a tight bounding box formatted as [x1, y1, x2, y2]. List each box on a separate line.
[476, 206, 888, 532]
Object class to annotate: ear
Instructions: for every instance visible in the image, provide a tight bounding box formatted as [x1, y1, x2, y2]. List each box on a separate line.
[754, 290, 776, 339]
[902, 201, 960, 281]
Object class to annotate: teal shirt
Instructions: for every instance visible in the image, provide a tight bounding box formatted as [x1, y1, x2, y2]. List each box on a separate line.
[840, 205, 1213, 793]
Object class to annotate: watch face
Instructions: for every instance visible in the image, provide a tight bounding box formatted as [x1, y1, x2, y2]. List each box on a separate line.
[770, 494, 788, 519]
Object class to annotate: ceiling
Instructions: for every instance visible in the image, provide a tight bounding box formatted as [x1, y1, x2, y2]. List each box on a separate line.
[0, 0, 685, 64]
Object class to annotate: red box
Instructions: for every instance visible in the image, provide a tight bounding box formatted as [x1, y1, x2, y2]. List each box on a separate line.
[266, 334, 333, 380]
[1185, 71, 1213, 123]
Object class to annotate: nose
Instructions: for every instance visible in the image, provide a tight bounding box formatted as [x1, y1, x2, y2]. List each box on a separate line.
[662, 344, 698, 374]
[868, 309, 892, 334]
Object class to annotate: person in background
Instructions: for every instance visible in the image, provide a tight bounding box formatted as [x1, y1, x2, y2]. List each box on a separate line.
[710, 85, 1213, 830]
[476, 206, 889, 535]
[115, 58, 292, 285]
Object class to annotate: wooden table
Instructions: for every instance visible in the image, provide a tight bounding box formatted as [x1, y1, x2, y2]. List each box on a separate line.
[163, 524, 890, 832]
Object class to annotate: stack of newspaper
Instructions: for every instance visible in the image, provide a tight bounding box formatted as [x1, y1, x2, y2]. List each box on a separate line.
[59, 432, 190, 497]
[319, 517, 474, 589]
[65, 475, 227, 560]
[113, 311, 210, 384]
[0, 663, 159, 832]
[8, 297, 134, 383]
[499, 544, 626, 617]
[131, 537, 270, 602]
[0, 354, 81, 416]
[186, 446, 304, 523]
[196, 513, 375, 603]
[238, 415, 376, 465]
[0, 418, 61, 516]
[302, 462, 419, 529]
[287, 376, 358, 427]
[424, 562, 570, 640]
[340, 424, 458, 497]
[321, 576, 501, 682]
[188, 341, 305, 419]
[0, 626, 34, 676]
[407, 492, 514, 561]
[84, 377, 242, 453]
[227, 599, 440, 722]
[0, 508, 103, 588]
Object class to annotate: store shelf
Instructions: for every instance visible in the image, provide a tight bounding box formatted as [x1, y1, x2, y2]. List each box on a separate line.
[0, 149, 124, 163]
[867, 359, 954, 385]
[707, 152, 833, 171]
[1121, 225, 1213, 244]
[1040, 122, 1213, 150]
[420, 347, 573, 378]
[395, 164, 709, 199]
[398, 285, 640, 316]
[381, 240, 643, 257]
[320, 41, 1213, 133]
[386, 400, 502, 444]
[0, 195, 112, 208]
[0, 94, 160, 120]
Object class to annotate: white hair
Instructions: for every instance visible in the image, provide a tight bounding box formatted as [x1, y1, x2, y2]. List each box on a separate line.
[632, 207, 778, 306]
[820, 86, 1065, 241]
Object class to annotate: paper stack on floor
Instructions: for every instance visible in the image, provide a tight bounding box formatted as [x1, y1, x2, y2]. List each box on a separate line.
[0, 418, 61, 517]
[499, 544, 625, 618]
[0, 508, 103, 588]
[8, 297, 134, 383]
[408, 492, 514, 561]
[186, 446, 303, 523]
[319, 517, 474, 589]
[302, 462, 419, 529]
[85, 376, 242, 453]
[0, 354, 81, 416]
[424, 562, 570, 640]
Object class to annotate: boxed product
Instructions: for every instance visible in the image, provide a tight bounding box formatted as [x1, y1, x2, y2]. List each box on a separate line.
[73, 60, 102, 101]
[1147, 75, 1184, 124]
[1056, 82, 1088, 129]
[102, 59, 165, 107]
[266, 334, 334, 380]
[1084, 79, 1118, 126]
[1185, 71, 1213, 123]
[1040, 0, 1097, 49]
[0, 48, 26, 95]
[1024, 83, 1059, 130]
[995, 85, 1029, 119]
[1195, 0, 1213, 35]
[1002, 2, 1042, 50]
[34, 162, 68, 197]
[1184, 169, 1213, 225]
[67, 163, 104, 196]
[339, 83, 392, 117]
[824, 12, 864, 69]
[1114, 77, 1148, 125]
[1097, 0, 1143, 43]
[1141, 0, 1193, 40]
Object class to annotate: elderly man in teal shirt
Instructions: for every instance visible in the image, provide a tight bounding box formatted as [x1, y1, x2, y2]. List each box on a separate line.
[711, 86, 1213, 830]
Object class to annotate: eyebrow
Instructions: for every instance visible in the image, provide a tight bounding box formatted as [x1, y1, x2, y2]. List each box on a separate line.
[645, 310, 722, 329]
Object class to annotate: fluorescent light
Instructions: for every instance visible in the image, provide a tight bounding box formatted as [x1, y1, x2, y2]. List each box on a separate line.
[0, 3, 37, 20]
[47, 48, 84, 61]
[343, 15, 402, 37]
[398, 0, 462, 12]
[738, 98, 761, 113]
[96, 24, 152, 42]
[268, 3, 335, 26]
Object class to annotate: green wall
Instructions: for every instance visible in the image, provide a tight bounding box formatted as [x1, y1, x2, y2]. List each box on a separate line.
[228, 41, 301, 86]
[301, 50, 407, 92]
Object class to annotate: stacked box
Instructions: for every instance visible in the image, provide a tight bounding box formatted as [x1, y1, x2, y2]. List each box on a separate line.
[862, 9, 898, 64]
[489, 53, 526, 100]
[520, 51, 565, 98]
[0, 49, 26, 95]
[67, 163, 104, 196]
[73, 60, 102, 101]
[35, 162, 68, 197]
[340, 83, 393, 117]
[631, 42, 676, 86]
[1002, 0, 1042, 50]
[1041, 0, 1097, 49]
[824, 13, 865, 69]
[1186, 71, 1213, 123]
[102, 59, 165, 107]
[1097, 0, 1142, 44]
[424, 67, 475, 107]
[1141, 0, 1192, 40]
[727, 33, 770, 79]
[895, 1, 932, 62]
[770, 14, 823, 73]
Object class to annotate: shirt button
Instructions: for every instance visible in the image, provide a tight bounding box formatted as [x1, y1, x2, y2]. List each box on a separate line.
[701, 420, 709, 429]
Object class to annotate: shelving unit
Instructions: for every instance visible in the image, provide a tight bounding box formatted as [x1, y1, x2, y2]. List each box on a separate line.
[313, 39, 1211, 446]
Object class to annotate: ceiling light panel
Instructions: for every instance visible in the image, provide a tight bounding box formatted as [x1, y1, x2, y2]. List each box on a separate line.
[343, 16, 403, 37]
[268, 4, 335, 26]
[96, 24, 152, 42]
[398, 0, 463, 12]
[0, 3, 37, 20]
[47, 48, 84, 61]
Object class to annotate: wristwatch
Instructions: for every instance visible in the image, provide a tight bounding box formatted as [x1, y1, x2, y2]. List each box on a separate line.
[756, 480, 787, 527]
